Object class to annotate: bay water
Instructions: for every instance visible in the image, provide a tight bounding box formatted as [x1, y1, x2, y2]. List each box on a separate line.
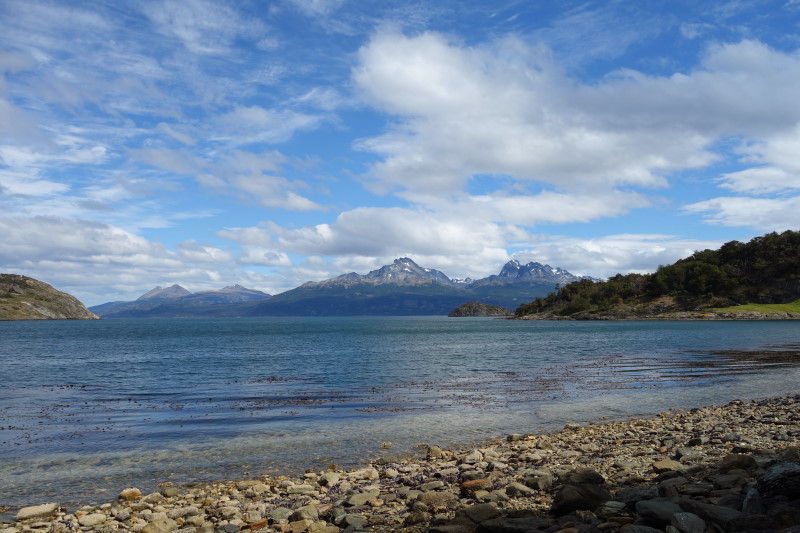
[1, 316, 799, 513]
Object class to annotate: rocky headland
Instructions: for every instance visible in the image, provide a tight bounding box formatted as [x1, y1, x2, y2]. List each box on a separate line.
[4, 395, 799, 532]
[0, 274, 98, 320]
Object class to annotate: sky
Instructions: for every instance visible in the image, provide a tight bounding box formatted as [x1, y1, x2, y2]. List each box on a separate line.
[2, 0, 800, 306]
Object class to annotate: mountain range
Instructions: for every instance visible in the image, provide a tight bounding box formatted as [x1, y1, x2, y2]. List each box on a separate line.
[90, 258, 588, 318]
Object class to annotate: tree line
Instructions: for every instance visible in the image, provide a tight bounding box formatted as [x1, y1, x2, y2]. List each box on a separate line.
[515, 230, 800, 317]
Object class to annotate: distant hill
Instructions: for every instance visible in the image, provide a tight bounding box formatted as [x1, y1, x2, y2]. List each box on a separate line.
[92, 258, 586, 317]
[515, 230, 800, 320]
[90, 284, 271, 318]
[0, 274, 99, 320]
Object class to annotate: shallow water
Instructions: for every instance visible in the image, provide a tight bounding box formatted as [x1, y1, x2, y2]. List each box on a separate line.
[1, 317, 799, 513]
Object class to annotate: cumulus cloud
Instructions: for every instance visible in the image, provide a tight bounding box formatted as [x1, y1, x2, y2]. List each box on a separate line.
[683, 196, 800, 231]
[0, 216, 276, 305]
[514, 234, 722, 279]
[354, 33, 800, 204]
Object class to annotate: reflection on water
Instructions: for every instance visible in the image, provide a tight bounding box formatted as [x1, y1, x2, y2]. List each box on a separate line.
[1, 318, 799, 514]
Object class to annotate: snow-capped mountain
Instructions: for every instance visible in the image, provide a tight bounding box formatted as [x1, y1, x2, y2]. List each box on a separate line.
[472, 259, 587, 287]
[303, 258, 454, 288]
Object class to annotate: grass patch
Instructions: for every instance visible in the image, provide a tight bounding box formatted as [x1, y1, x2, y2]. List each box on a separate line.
[712, 299, 800, 314]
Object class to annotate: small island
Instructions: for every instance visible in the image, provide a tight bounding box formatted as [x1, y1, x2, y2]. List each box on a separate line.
[448, 301, 513, 317]
[0, 274, 99, 321]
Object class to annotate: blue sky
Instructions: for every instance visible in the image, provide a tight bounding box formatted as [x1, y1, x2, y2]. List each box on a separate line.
[2, 0, 800, 305]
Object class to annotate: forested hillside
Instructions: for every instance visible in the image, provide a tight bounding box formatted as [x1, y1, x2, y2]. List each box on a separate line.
[515, 230, 800, 318]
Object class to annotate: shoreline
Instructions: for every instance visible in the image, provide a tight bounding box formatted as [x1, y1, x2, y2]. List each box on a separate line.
[514, 311, 800, 321]
[3, 394, 799, 532]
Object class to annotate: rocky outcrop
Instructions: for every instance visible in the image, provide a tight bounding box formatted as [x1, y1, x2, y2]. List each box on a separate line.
[448, 302, 512, 317]
[0, 274, 98, 320]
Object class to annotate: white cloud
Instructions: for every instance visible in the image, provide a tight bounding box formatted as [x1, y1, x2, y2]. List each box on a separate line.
[683, 196, 800, 231]
[144, 0, 263, 55]
[354, 33, 800, 208]
[214, 105, 324, 145]
[514, 234, 722, 279]
[0, 216, 275, 305]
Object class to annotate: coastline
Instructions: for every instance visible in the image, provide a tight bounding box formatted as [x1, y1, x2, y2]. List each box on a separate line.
[514, 311, 800, 321]
[4, 395, 799, 532]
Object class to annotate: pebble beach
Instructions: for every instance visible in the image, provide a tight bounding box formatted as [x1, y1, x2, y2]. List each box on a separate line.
[3, 395, 800, 533]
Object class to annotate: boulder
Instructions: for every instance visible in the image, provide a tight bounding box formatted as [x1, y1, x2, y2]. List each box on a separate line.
[550, 484, 611, 516]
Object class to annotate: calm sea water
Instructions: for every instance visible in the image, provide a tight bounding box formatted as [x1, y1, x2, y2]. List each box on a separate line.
[1, 317, 799, 513]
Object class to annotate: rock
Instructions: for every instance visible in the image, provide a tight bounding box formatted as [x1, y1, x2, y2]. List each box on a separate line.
[652, 459, 683, 473]
[550, 484, 611, 516]
[503, 482, 535, 497]
[418, 490, 458, 506]
[718, 453, 757, 473]
[462, 450, 483, 464]
[345, 488, 380, 507]
[318, 472, 340, 486]
[457, 503, 501, 524]
[756, 461, 800, 498]
[288, 519, 313, 533]
[741, 487, 764, 514]
[460, 479, 492, 495]
[142, 492, 165, 504]
[563, 467, 605, 485]
[77, 513, 107, 527]
[635, 500, 683, 528]
[119, 488, 143, 501]
[670, 512, 706, 533]
[161, 487, 181, 498]
[290, 505, 319, 522]
[288, 484, 315, 494]
[421, 480, 445, 491]
[476, 515, 556, 532]
[15, 503, 60, 521]
[523, 472, 553, 490]
[595, 500, 628, 519]
[141, 517, 178, 533]
[677, 500, 742, 529]
[270, 508, 294, 521]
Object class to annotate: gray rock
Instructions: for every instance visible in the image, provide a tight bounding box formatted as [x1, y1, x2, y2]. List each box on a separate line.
[15, 503, 60, 521]
[456, 503, 501, 524]
[476, 516, 556, 532]
[756, 461, 800, 498]
[671, 512, 706, 533]
[635, 500, 682, 528]
[318, 472, 340, 486]
[550, 484, 611, 516]
[345, 488, 380, 507]
[421, 480, 445, 491]
[503, 482, 535, 497]
[522, 473, 553, 490]
[595, 500, 628, 519]
[77, 513, 107, 527]
[289, 505, 318, 522]
[140, 517, 178, 533]
[269, 507, 294, 521]
[463, 450, 483, 465]
[741, 487, 764, 514]
[677, 500, 742, 529]
[142, 492, 165, 504]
